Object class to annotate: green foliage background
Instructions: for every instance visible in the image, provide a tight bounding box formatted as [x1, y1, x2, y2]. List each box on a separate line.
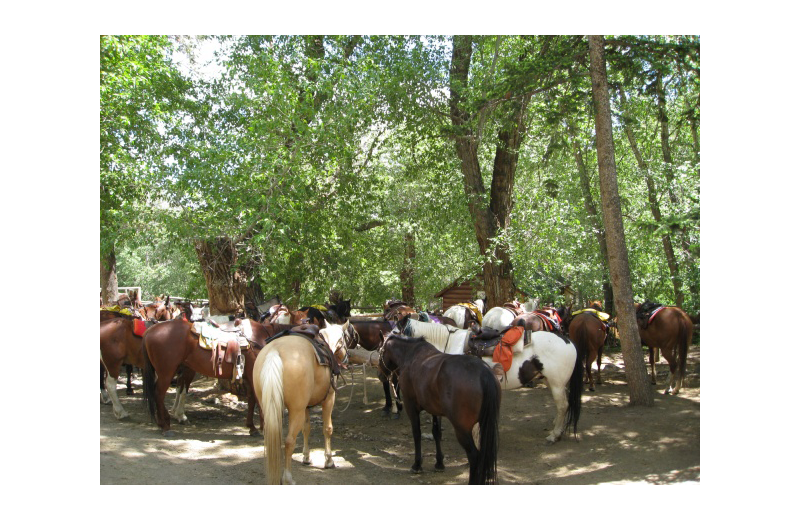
[102, 35, 699, 314]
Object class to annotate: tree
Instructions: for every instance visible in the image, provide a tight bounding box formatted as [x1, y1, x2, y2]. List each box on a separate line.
[588, 35, 653, 406]
[100, 35, 191, 304]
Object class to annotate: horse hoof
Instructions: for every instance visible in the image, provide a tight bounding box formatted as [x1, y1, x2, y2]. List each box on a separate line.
[589, 387, 595, 392]
[434, 464, 445, 472]
[162, 430, 176, 438]
[249, 429, 261, 437]
[303, 459, 311, 466]
[381, 409, 390, 417]
[324, 461, 335, 469]
[411, 466, 423, 474]
[126, 390, 134, 396]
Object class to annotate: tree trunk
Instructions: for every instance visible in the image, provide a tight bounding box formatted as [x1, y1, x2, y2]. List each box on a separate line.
[400, 232, 416, 308]
[619, 88, 684, 307]
[566, 121, 613, 313]
[449, 35, 524, 310]
[588, 35, 653, 406]
[194, 237, 247, 316]
[100, 246, 119, 306]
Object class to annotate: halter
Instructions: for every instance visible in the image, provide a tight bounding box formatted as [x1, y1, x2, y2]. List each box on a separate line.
[376, 338, 403, 404]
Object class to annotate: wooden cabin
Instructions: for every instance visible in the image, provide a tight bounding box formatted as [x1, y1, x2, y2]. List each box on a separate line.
[434, 276, 528, 311]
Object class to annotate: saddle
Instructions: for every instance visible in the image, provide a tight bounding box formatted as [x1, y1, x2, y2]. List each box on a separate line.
[533, 311, 561, 332]
[265, 327, 342, 376]
[503, 301, 525, 316]
[384, 300, 413, 321]
[572, 308, 611, 331]
[636, 301, 665, 329]
[191, 320, 250, 379]
[465, 325, 525, 368]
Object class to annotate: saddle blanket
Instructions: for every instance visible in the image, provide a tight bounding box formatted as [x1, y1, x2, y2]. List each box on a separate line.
[101, 305, 134, 316]
[572, 308, 611, 321]
[133, 318, 147, 337]
[455, 302, 483, 325]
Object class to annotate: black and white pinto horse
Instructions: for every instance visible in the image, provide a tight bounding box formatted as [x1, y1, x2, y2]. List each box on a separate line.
[398, 318, 585, 444]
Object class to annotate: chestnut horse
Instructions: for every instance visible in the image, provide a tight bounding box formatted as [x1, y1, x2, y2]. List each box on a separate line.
[568, 310, 608, 391]
[100, 317, 146, 418]
[379, 335, 501, 484]
[142, 310, 273, 436]
[636, 304, 693, 395]
[253, 322, 350, 484]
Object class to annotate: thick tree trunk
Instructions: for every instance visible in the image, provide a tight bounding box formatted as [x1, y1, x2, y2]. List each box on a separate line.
[589, 35, 653, 406]
[194, 237, 247, 316]
[449, 35, 524, 309]
[100, 246, 119, 306]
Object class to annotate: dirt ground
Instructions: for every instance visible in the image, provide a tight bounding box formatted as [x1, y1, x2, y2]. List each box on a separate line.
[100, 343, 699, 485]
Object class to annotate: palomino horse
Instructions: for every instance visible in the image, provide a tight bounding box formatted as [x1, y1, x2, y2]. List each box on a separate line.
[253, 322, 350, 484]
[443, 299, 485, 329]
[399, 318, 585, 444]
[568, 309, 609, 392]
[142, 306, 274, 436]
[635, 304, 693, 395]
[379, 335, 501, 484]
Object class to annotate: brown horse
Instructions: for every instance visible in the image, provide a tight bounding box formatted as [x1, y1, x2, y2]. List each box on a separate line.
[384, 299, 416, 322]
[568, 310, 608, 391]
[636, 304, 693, 395]
[350, 319, 401, 417]
[142, 312, 273, 436]
[379, 335, 501, 484]
[252, 322, 350, 484]
[100, 317, 147, 418]
[100, 308, 142, 398]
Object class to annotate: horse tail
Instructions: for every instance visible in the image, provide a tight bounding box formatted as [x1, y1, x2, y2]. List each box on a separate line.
[259, 349, 285, 485]
[141, 337, 157, 422]
[676, 310, 691, 383]
[474, 366, 501, 485]
[565, 334, 586, 436]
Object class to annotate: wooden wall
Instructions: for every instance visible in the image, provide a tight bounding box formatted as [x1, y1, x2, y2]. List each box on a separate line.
[440, 279, 480, 311]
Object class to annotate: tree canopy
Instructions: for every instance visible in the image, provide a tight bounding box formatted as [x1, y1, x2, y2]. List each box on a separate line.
[102, 35, 699, 316]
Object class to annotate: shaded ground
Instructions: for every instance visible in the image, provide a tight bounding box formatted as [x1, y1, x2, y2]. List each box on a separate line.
[100, 343, 699, 485]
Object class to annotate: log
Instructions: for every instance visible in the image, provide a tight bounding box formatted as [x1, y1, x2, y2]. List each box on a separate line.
[347, 347, 381, 367]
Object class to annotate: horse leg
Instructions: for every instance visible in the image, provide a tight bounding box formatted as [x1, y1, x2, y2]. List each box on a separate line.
[452, 423, 479, 484]
[169, 367, 194, 424]
[407, 404, 424, 474]
[125, 364, 134, 395]
[585, 350, 596, 392]
[282, 407, 305, 485]
[362, 364, 369, 405]
[104, 368, 130, 420]
[320, 390, 336, 470]
[301, 408, 312, 465]
[432, 416, 445, 471]
[546, 384, 569, 444]
[100, 362, 111, 405]
[649, 346, 658, 385]
[596, 343, 604, 385]
[246, 381, 261, 437]
[155, 374, 174, 436]
[662, 348, 680, 395]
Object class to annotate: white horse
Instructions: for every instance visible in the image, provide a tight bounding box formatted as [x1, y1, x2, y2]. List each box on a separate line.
[482, 306, 518, 330]
[398, 318, 585, 444]
[443, 299, 486, 329]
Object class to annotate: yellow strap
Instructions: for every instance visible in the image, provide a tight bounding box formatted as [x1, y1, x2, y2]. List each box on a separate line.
[571, 308, 610, 321]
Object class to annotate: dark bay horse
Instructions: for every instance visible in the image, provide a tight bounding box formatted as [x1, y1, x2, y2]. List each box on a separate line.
[142, 313, 272, 436]
[636, 304, 693, 395]
[350, 319, 401, 417]
[379, 335, 501, 484]
[568, 310, 608, 391]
